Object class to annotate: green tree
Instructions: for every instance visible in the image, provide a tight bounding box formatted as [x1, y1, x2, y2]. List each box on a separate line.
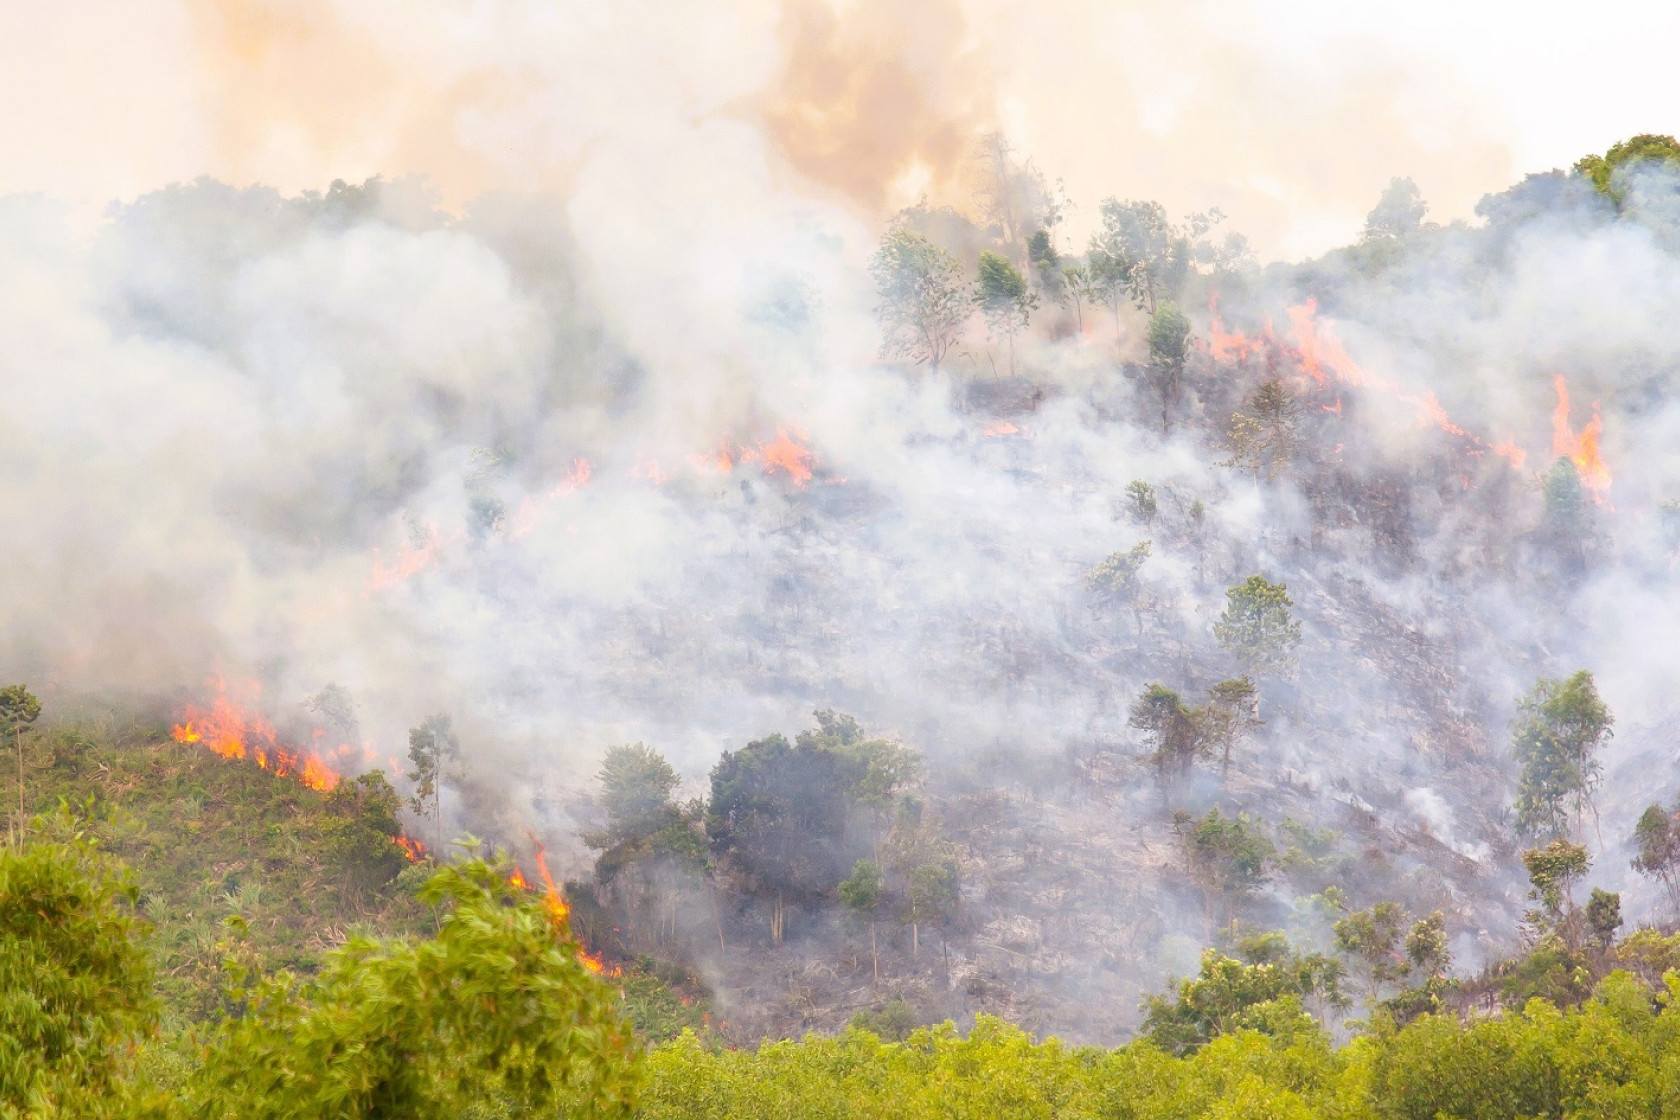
[407, 714, 460, 855]
[870, 228, 972, 372]
[190, 855, 640, 1120]
[1334, 901, 1407, 1004]
[976, 250, 1037, 376]
[1632, 799, 1680, 914]
[1146, 303, 1191, 425]
[1125, 479, 1158, 526]
[1224, 379, 1303, 479]
[1541, 457, 1594, 571]
[707, 734, 855, 943]
[1523, 837, 1590, 949]
[1586, 888, 1622, 952]
[1213, 576, 1303, 681]
[322, 771, 409, 896]
[0, 685, 41, 847]
[1174, 807, 1275, 929]
[1086, 541, 1152, 636]
[597, 744, 681, 841]
[1089, 199, 1199, 316]
[1576, 133, 1680, 200]
[1141, 931, 1343, 1056]
[1129, 684, 1203, 783]
[839, 860, 885, 982]
[1511, 670, 1612, 839]
[1362, 177, 1428, 242]
[0, 823, 157, 1115]
[1202, 678, 1260, 776]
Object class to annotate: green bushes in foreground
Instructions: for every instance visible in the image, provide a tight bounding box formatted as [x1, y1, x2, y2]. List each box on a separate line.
[17, 822, 1680, 1119]
[643, 973, 1680, 1120]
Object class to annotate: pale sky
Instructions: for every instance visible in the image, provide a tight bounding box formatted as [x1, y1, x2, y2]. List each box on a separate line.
[1, 0, 1673, 257]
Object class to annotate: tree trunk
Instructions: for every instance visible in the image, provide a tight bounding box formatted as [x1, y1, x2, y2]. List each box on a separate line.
[912, 921, 919, 957]
[871, 922, 879, 983]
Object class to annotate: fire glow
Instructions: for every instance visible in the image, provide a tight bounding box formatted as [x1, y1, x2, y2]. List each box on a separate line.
[1551, 375, 1612, 497]
[171, 678, 341, 792]
[1210, 296, 1527, 468]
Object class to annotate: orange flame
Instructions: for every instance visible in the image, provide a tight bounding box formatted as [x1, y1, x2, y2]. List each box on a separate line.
[394, 835, 428, 863]
[757, 430, 814, 486]
[1206, 293, 1269, 362]
[171, 677, 341, 792]
[1551, 375, 1612, 496]
[366, 526, 448, 593]
[981, 420, 1020, 437]
[510, 457, 593, 537]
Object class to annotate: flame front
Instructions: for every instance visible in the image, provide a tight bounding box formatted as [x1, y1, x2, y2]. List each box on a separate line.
[1551, 375, 1612, 496]
[171, 677, 340, 792]
[1208, 294, 1527, 469]
[757, 430, 814, 486]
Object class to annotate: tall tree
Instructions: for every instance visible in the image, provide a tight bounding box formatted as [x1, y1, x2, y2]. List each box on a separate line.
[0, 686, 41, 847]
[976, 250, 1037, 376]
[407, 713, 461, 855]
[1362, 178, 1428, 242]
[1510, 670, 1612, 839]
[1087, 199, 1223, 317]
[707, 734, 856, 943]
[1632, 799, 1680, 915]
[1575, 133, 1680, 201]
[1129, 684, 1203, 783]
[870, 228, 972, 373]
[1213, 576, 1303, 681]
[1225, 379, 1303, 479]
[1147, 303, 1191, 426]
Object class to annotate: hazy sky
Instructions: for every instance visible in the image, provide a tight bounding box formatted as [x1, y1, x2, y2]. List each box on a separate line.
[2, 0, 1674, 257]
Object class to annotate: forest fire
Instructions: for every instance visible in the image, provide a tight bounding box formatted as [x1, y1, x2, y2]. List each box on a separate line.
[394, 835, 428, 863]
[172, 678, 341, 792]
[527, 836, 613, 974]
[510, 456, 594, 537]
[1209, 296, 1526, 467]
[981, 420, 1020, 437]
[756, 430, 814, 486]
[1551, 375, 1612, 497]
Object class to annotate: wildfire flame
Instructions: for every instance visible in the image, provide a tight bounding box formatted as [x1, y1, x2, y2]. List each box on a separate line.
[395, 835, 428, 863]
[981, 420, 1020, 437]
[1551, 375, 1612, 497]
[366, 526, 449, 594]
[756, 429, 814, 486]
[172, 677, 341, 792]
[1208, 294, 1527, 469]
[510, 457, 593, 537]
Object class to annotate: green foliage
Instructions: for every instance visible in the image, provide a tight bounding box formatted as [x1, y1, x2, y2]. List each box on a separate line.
[0, 822, 157, 1115]
[839, 859, 883, 917]
[1175, 807, 1277, 914]
[1226, 379, 1303, 479]
[1631, 798, 1680, 914]
[1131, 684, 1203, 781]
[598, 744, 681, 838]
[1510, 671, 1612, 839]
[406, 713, 460, 851]
[976, 250, 1037, 373]
[1214, 575, 1303, 680]
[870, 228, 971, 371]
[1142, 934, 1343, 1056]
[1125, 479, 1158, 525]
[1586, 888, 1622, 951]
[707, 734, 856, 913]
[1575, 133, 1680, 200]
[188, 855, 640, 1120]
[1086, 541, 1151, 608]
[1361, 178, 1427, 242]
[1147, 303, 1192, 416]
